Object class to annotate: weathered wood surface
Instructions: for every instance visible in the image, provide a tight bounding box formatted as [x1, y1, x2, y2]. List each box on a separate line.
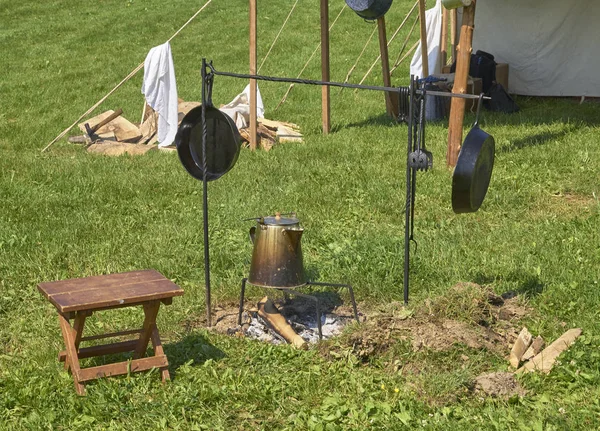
[509, 327, 532, 368]
[258, 296, 307, 349]
[517, 328, 582, 374]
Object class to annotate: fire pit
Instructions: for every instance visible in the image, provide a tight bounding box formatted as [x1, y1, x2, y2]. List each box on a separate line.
[238, 213, 359, 342]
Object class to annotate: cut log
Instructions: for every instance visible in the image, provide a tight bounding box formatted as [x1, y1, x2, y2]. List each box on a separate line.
[277, 125, 303, 143]
[259, 118, 300, 131]
[79, 110, 141, 143]
[517, 328, 582, 374]
[522, 336, 545, 361]
[87, 142, 157, 156]
[258, 296, 307, 349]
[509, 327, 532, 368]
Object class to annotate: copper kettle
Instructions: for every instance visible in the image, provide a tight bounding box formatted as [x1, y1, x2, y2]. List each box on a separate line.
[248, 212, 306, 288]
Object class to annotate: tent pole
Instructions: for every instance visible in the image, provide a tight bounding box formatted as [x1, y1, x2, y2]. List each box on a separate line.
[450, 8, 457, 64]
[377, 17, 399, 118]
[446, 1, 477, 167]
[440, 7, 448, 67]
[320, 0, 331, 134]
[418, 0, 429, 77]
[249, 0, 258, 150]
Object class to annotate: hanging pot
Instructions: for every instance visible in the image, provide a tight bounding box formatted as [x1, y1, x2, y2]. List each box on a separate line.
[451, 95, 495, 213]
[175, 102, 241, 182]
[346, 0, 393, 20]
[248, 213, 306, 289]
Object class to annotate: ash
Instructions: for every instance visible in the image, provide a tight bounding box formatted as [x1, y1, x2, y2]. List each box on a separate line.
[239, 295, 357, 345]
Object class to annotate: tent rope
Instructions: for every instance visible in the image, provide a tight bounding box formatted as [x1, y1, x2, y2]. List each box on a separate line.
[390, 40, 419, 75]
[355, 0, 418, 88]
[257, 0, 299, 74]
[41, 0, 214, 153]
[338, 25, 378, 93]
[390, 14, 419, 75]
[275, 3, 347, 111]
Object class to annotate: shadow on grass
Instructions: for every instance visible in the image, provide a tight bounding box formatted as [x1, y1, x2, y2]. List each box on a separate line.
[164, 333, 226, 374]
[474, 269, 545, 299]
[498, 126, 575, 153]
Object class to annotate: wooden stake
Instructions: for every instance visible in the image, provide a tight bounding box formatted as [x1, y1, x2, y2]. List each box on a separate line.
[377, 17, 399, 119]
[249, 0, 258, 150]
[440, 7, 448, 67]
[320, 0, 331, 134]
[446, 1, 476, 167]
[417, 0, 429, 77]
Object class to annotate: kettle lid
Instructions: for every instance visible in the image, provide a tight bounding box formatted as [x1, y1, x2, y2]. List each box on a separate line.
[261, 212, 300, 226]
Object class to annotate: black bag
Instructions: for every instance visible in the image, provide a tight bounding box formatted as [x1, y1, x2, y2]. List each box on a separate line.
[486, 83, 519, 113]
[450, 50, 497, 94]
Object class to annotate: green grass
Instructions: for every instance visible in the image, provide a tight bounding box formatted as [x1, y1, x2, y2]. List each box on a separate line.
[2, 0, 600, 429]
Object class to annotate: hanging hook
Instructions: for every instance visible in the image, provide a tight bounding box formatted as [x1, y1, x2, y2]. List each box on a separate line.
[473, 92, 485, 128]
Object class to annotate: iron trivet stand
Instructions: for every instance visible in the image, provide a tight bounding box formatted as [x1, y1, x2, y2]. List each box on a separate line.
[237, 279, 360, 340]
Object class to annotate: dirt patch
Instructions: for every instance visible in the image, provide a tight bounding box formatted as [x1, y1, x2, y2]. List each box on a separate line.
[529, 191, 598, 220]
[474, 372, 526, 399]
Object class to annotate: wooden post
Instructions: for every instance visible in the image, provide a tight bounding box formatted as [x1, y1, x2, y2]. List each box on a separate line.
[320, 0, 330, 134]
[417, 0, 429, 77]
[446, 2, 476, 167]
[450, 8, 457, 64]
[377, 17, 399, 119]
[249, 0, 258, 150]
[440, 7, 448, 67]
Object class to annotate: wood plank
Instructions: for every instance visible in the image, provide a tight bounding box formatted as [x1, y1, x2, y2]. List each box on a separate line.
[76, 355, 168, 383]
[517, 329, 582, 374]
[446, 2, 476, 167]
[377, 16, 399, 119]
[38, 269, 166, 297]
[78, 110, 142, 143]
[59, 339, 139, 362]
[49, 279, 183, 313]
[320, 0, 331, 134]
[80, 329, 143, 342]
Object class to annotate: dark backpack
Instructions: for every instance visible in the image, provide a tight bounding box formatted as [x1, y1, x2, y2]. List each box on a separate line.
[486, 83, 520, 113]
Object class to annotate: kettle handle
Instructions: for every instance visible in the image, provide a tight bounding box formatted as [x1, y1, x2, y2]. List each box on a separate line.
[249, 226, 256, 244]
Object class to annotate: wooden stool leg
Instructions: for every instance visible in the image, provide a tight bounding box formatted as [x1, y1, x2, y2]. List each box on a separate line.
[58, 313, 86, 395]
[64, 311, 87, 371]
[133, 301, 160, 359]
[151, 327, 170, 382]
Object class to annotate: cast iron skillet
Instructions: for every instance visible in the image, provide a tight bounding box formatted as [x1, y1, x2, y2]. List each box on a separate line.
[175, 101, 241, 182]
[451, 95, 495, 213]
[346, 0, 393, 20]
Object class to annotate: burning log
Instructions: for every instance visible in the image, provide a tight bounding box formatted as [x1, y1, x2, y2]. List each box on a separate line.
[257, 296, 307, 349]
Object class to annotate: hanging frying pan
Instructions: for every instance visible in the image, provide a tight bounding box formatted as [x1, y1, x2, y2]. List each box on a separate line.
[451, 94, 495, 213]
[175, 96, 241, 182]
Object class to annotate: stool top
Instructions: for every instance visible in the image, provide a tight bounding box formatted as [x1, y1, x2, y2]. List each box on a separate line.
[38, 269, 184, 313]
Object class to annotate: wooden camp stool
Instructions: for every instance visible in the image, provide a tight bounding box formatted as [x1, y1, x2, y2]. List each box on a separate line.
[38, 269, 183, 395]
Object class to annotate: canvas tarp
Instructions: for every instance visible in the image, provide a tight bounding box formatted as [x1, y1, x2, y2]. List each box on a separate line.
[472, 0, 600, 96]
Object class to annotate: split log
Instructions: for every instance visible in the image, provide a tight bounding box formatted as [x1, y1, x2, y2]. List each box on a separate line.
[517, 328, 582, 374]
[259, 118, 300, 131]
[522, 336, 545, 361]
[258, 296, 307, 349]
[78, 110, 141, 143]
[509, 327, 532, 368]
[87, 142, 157, 156]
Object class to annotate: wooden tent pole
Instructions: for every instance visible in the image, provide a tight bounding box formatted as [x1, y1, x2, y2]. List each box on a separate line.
[377, 17, 398, 118]
[320, 0, 331, 134]
[446, 1, 476, 167]
[440, 7, 448, 67]
[249, 0, 258, 150]
[450, 8, 457, 63]
[417, 0, 429, 77]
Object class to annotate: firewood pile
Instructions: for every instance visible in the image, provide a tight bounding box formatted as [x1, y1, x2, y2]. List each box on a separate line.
[71, 100, 302, 156]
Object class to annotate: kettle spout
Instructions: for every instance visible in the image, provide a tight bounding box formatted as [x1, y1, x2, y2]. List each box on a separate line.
[283, 227, 304, 248]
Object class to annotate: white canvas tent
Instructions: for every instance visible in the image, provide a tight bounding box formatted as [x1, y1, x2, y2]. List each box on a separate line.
[472, 0, 600, 97]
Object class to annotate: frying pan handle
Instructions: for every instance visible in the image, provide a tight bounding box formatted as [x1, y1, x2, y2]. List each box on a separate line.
[249, 226, 256, 244]
[473, 93, 485, 128]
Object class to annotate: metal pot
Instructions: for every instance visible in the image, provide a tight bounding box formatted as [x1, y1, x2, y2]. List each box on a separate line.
[248, 213, 306, 288]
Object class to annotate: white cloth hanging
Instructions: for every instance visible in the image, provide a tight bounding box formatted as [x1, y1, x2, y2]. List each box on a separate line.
[141, 42, 178, 147]
[219, 84, 265, 129]
[410, 0, 443, 79]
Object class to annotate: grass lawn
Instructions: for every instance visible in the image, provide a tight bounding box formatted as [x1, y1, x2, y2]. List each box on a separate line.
[1, 0, 600, 429]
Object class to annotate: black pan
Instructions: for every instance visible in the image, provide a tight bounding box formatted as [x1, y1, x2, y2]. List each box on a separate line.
[451, 96, 495, 213]
[175, 104, 241, 182]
